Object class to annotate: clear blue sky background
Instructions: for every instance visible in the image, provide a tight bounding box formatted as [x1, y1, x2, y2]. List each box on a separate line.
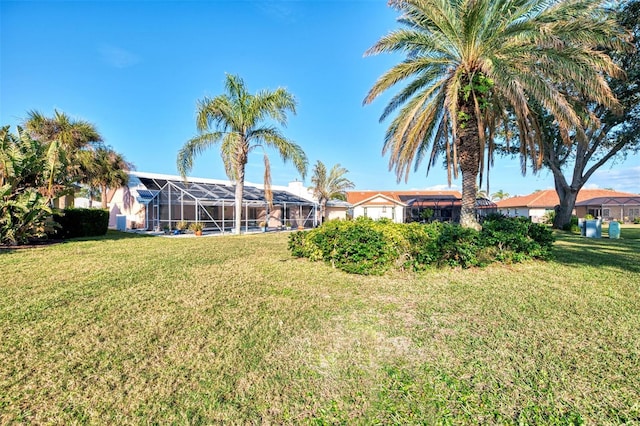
[2, 0, 638, 196]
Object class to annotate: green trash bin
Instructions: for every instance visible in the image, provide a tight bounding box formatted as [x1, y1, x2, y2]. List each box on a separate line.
[609, 221, 621, 239]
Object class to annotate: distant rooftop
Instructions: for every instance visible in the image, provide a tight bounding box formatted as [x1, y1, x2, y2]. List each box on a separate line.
[496, 189, 638, 208]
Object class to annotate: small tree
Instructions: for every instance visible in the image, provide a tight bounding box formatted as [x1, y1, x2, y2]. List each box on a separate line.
[491, 190, 510, 201]
[308, 160, 355, 224]
[82, 146, 133, 209]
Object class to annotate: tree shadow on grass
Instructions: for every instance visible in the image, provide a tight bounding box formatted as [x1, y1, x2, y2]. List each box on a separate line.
[552, 232, 640, 274]
[0, 230, 156, 254]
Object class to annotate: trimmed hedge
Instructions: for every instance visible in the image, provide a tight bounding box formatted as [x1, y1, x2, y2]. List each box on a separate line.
[288, 215, 555, 275]
[51, 208, 109, 239]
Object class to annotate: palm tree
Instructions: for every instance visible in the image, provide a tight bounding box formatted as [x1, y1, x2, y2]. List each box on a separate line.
[83, 146, 133, 209]
[308, 160, 355, 224]
[364, 0, 625, 229]
[177, 74, 308, 234]
[491, 190, 510, 201]
[24, 110, 102, 198]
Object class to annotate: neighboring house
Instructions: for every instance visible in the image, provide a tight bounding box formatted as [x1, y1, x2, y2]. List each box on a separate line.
[108, 171, 318, 232]
[575, 196, 640, 222]
[496, 189, 638, 222]
[346, 190, 467, 223]
[324, 199, 352, 221]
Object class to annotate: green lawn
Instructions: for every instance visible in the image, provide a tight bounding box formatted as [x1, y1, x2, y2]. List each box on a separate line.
[1, 226, 639, 424]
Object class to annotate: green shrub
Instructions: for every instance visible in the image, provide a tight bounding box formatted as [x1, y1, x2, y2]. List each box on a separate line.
[634, 217, 640, 224]
[305, 218, 398, 275]
[0, 187, 55, 245]
[562, 215, 580, 233]
[401, 222, 441, 270]
[542, 210, 555, 225]
[52, 208, 109, 239]
[288, 216, 555, 275]
[436, 223, 481, 268]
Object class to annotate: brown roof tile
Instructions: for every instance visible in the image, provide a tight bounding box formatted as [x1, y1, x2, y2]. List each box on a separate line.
[495, 189, 638, 208]
[346, 190, 462, 206]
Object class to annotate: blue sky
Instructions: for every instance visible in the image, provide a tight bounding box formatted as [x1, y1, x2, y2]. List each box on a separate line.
[2, 0, 638, 196]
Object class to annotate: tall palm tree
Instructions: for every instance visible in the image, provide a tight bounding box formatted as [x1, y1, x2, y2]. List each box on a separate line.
[83, 146, 133, 209]
[177, 74, 308, 234]
[308, 160, 355, 224]
[24, 110, 102, 198]
[364, 0, 626, 229]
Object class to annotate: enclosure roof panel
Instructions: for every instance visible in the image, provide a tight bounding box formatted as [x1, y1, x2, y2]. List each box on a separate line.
[134, 173, 314, 205]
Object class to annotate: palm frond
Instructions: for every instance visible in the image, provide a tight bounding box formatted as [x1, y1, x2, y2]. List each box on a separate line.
[176, 132, 223, 178]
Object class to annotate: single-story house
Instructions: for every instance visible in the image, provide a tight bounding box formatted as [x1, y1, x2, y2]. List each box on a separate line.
[575, 196, 640, 222]
[107, 171, 318, 232]
[496, 189, 638, 222]
[345, 190, 497, 223]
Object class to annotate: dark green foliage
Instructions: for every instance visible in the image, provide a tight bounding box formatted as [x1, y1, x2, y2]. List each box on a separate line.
[0, 126, 56, 245]
[481, 214, 555, 262]
[435, 223, 481, 268]
[51, 208, 109, 239]
[289, 215, 555, 274]
[562, 216, 580, 233]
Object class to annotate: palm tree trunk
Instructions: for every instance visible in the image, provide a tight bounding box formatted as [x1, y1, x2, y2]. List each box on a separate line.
[234, 167, 245, 235]
[101, 184, 108, 209]
[320, 199, 326, 225]
[458, 117, 481, 230]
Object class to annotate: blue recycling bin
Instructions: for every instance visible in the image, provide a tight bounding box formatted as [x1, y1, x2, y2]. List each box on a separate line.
[585, 219, 602, 238]
[608, 221, 621, 239]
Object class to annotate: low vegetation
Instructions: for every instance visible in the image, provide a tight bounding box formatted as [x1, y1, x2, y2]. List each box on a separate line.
[289, 216, 555, 274]
[1, 227, 638, 424]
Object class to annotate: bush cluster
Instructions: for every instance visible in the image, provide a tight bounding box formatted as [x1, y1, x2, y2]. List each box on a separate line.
[51, 208, 109, 239]
[288, 215, 555, 275]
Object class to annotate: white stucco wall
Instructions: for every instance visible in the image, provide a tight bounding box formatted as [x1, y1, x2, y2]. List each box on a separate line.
[325, 207, 347, 221]
[498, 207, 530, 218]
[353, 205, 404, 223]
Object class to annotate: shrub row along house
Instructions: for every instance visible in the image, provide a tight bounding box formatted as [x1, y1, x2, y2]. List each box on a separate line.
[495, 189, 640, 223]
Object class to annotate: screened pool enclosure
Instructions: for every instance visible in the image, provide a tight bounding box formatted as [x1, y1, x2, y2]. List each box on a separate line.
[127, 172, 317, 233]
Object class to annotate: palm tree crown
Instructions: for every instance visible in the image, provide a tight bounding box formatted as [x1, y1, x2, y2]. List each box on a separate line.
[83, 146, 133, 208]
[364, 0, 627, 228]
[24, 110, 103, 198]
[177, 74, 308, 234]
[309, 160, 355, 224]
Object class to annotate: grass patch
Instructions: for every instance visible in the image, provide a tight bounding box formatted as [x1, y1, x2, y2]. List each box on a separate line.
[1, 227, 639, 423]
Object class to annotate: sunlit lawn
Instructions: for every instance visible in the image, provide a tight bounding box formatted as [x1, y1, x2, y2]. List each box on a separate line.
[1, 226, 639, 424]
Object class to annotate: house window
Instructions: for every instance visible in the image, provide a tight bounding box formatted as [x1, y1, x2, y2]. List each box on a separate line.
[602, 208, 610, 217]
[363, 207, 368, 218]
[629, 208, 640, 218]
[382, 206, 387, 213]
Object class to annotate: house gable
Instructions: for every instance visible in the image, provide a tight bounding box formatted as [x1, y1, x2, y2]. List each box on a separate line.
[353, 193, 406, 208]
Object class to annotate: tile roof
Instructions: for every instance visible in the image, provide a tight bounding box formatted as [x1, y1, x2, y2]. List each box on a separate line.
[346, 190, 461, 206]
[496, 189, 638, 208]
[575, 196, 640, 206]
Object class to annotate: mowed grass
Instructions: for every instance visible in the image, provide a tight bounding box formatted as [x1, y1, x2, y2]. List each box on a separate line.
[1, 226, 639, 424]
